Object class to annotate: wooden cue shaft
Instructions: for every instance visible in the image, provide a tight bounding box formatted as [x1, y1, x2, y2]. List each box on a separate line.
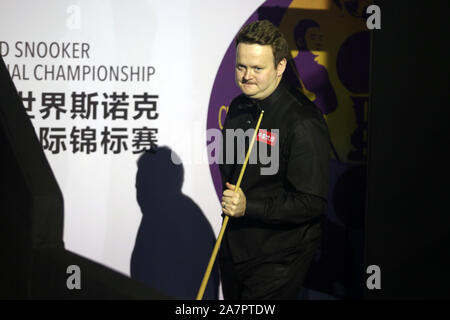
[196, 110, 264, 300]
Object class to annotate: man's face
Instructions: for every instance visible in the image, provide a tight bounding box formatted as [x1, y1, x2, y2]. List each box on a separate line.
[305, 27, 324, 52]
[235, 43, 286, 100]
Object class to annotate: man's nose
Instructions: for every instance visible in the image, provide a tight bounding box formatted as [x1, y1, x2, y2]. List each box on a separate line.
[243, 69, 252, 80]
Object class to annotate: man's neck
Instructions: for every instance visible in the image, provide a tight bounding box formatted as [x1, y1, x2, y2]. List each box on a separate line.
[256, 76, 282, 101]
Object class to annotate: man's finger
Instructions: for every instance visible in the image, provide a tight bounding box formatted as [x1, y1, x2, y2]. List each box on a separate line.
[226, 182, 236, 190]
[223, 190, 236, 197]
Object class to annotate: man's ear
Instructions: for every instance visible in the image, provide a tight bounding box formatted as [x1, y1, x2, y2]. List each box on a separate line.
[277, 58, 287, 77]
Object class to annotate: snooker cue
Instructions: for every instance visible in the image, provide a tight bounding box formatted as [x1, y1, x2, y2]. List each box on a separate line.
[196, 109, 264, 300]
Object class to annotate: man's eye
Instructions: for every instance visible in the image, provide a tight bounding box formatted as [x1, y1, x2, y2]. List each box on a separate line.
[255, 67, 262, 71]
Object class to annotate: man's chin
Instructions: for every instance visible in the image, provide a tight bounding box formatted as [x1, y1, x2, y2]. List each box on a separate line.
[240, 86, 258, 97]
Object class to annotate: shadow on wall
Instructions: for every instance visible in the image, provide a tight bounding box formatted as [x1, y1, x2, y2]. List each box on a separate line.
[130, 146, 219, 299]
[303, 160, 366, 299]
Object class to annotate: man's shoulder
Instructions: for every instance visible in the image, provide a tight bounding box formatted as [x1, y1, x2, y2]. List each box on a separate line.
[283, 85, 325, 125]
[281, 86, 330, 152]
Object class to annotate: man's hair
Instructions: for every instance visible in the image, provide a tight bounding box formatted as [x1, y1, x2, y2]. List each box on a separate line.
[236, 20, 290, 66]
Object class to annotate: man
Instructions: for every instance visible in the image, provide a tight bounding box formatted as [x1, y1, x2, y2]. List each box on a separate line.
[219, 20, 330, 300]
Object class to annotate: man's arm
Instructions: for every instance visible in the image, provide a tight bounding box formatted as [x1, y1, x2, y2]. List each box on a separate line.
[244, 117, 330, 225]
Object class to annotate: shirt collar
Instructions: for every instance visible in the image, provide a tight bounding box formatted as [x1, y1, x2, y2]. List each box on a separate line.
[252, 78, 287, 112]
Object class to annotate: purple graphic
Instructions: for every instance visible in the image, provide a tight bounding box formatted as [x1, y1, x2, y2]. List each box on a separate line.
[292, 19, 338, 114]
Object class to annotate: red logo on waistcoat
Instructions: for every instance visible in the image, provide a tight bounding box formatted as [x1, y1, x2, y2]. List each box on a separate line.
[257, 129, 277, 146]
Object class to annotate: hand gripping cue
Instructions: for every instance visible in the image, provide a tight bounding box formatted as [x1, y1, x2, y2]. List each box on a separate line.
[196, 110, 264, 300]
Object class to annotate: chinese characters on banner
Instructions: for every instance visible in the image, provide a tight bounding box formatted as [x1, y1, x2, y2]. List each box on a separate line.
[19, 90, 159, 154]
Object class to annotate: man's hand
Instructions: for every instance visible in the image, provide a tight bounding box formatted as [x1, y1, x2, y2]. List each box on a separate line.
[221, 182, 246, 218]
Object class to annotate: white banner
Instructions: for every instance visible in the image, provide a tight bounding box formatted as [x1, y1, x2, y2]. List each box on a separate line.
[1, 0, 266, 298]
